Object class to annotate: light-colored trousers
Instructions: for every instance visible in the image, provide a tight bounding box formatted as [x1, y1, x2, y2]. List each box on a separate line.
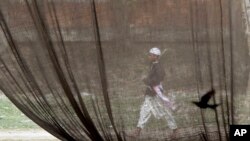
[137, 95, 177, 129]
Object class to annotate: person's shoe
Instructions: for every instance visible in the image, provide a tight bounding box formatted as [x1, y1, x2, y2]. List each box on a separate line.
[172, 104, 180, 112]
[169, 128, 178, 140]
[171, 104, 177, 111]
[126, 127, 141, 138]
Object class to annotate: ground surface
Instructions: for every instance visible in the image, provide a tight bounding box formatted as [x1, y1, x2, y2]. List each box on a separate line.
[0, 94, 59, 141]
[0, 129, 58, 141]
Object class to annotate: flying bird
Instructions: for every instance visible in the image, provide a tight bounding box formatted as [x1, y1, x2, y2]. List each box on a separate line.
[192, 89, 220, 110]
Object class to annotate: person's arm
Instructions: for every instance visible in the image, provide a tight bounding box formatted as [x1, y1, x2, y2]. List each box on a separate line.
[153, 85, 175, 109]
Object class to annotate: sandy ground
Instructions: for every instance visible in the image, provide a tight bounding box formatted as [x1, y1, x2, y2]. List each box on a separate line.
[0, 129, 59, 141]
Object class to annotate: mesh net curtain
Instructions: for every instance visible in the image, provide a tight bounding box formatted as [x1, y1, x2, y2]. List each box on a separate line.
[0, 0, 249, 141]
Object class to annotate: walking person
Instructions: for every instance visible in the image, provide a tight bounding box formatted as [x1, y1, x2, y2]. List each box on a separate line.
[127, 47, 178, 139]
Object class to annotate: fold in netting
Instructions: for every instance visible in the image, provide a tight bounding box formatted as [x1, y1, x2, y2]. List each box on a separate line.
[0, 0, 249, 141]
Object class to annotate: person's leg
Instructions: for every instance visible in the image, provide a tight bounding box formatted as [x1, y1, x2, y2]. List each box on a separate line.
[163, 109, 178, 139]
[127, 96, 152, 137]
[164, 108, 177, 129]
[136, 101, 152, 129]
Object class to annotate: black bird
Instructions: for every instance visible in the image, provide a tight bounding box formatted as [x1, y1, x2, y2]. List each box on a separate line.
[192, 89, 220, 110]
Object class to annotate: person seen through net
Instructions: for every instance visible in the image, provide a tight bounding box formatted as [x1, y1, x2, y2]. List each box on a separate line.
[127, 47, 178, 138]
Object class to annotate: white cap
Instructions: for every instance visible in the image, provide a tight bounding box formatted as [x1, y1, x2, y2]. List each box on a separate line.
[149, 47, 161, 56]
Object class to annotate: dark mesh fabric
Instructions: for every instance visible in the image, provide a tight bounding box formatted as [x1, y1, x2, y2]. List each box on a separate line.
[0, 0, 249, 141]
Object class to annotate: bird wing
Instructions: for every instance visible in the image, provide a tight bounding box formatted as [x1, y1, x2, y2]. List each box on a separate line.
[200, 89, 215, 104]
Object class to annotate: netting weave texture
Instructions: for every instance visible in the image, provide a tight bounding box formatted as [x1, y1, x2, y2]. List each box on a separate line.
[0, 0, 249, 141]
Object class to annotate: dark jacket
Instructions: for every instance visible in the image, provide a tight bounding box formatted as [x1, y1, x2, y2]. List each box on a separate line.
[143, 61, 165, 96]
